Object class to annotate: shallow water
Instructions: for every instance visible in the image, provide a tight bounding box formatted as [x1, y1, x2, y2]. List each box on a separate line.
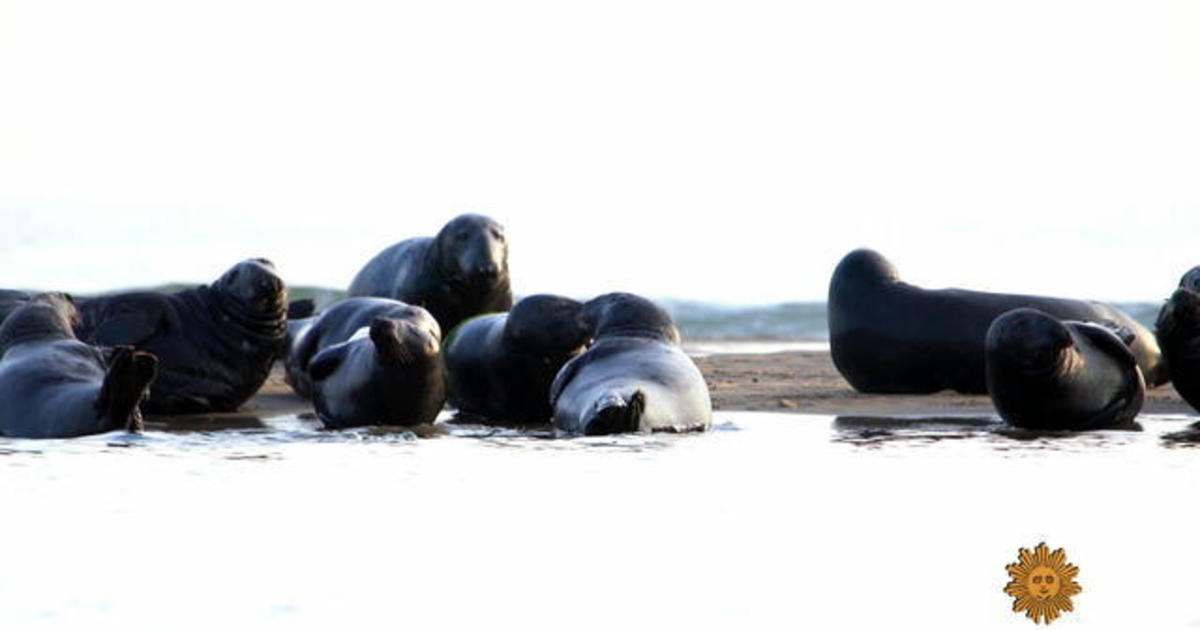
[1, 411, 1197, 628]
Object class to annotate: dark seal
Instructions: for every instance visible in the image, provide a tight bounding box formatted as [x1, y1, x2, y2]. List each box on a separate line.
[1155, 266, 1200, 412]
[443, 294, 590, 424]
[985, 308, 1144, 430]
[346, 214, 513, 334]
[0, 293, 157, 438]
[828, 248, 1167, 394]
[74, 258, 288, 414]
[550, 293, 711, 435]
[0, 290, 32, 327]
[284, 297, 444, 428]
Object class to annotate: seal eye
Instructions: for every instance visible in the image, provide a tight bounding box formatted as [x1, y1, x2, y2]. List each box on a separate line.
[491, 229, 505, 242]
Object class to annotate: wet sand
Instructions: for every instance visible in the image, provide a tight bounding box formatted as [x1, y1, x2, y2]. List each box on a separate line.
[694, 350, 1195, 416]
[147, 348, 1197, 427]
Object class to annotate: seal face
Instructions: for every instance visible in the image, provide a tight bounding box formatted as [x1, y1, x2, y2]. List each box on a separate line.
[0, 293, 157, 438]
[346, 214, 514, 334]
[74, 258, 288, 414]
[828, 248, 1168, 394]
[550, 293, 711, 435]
[985, 308, 1145, 430]
[1156, 266, 1200, 413]
[443, 294, 589, 424]
[285, 297, 445, 428]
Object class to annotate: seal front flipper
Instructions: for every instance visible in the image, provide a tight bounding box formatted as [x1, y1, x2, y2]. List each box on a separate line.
[308, 344, 349, 382]
[549, 352, 590, 408]
[287, 298, 316, 320]
[1075, 380, 1145, 431]
[95, 346, 158, 433]
[1068, 321, 1146, 430]
[1068, 321, 1138, 366]
[87, 303, 164, 346]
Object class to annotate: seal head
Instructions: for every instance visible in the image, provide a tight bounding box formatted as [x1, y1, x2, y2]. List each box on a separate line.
[579, 292, 680, 344]
[433, 214, 509, 289]
[986, 308, 1073, 377]
[504, 294, 590, 358]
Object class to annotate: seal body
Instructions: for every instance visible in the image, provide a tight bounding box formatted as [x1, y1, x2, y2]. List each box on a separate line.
[0, 294, 157, 438]
[985, 308, 1144, 430]
[74, 258, 288, 414]
[828, 248, 1167, 394]
[443, 294, 589, 424]
[285, 297, 444, 428]
[347, 214, 513, 334]
[550, 293, 711, 435]
[0, 290, 31, 326]
[1155, 267, 1200, 412]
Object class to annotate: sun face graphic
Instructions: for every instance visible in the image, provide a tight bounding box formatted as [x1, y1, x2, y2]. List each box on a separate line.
[1004, 543, 1082, 625]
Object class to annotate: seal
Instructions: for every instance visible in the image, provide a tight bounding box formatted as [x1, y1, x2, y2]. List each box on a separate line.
[0, 293, 157, 438]
[0, 290, 32, 327]
[74, 258, 288, 414]
[284, 297, 444, 428]
[550, 293, 711, 435]
[985, 308, 1144, 430]
[1155, 266, 1200, 412]
[346, 214, 513, 334]
[828, 248, 1167, 394]
[443, 294, 590, 424]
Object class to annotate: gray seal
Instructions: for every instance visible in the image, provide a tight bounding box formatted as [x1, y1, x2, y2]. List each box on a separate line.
[74, 258, 288, 414]
[550, 293, 711, 435]
[285, 297, 444, 429]
[1155, 266, 1200, 412]
[347, 214, 513, 334]
[443, 294, 590, 424]
[985, 308, 1144, 430]
[0, 294, 157, 438]
[828, 248, 1167, 394]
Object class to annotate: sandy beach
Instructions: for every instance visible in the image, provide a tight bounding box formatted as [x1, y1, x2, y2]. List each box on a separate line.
[694, 349, 1194, 416]
[160, 347, 1197, 427]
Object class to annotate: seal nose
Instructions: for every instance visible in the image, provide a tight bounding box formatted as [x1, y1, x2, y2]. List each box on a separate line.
[473, 263, 499, 280]
[257, 275, 282, 295]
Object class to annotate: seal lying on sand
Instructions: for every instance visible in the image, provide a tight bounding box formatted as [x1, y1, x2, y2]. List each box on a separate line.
[444, 294, 590, 424]
[0, 293, 157, 438]
[347, 214, 513, 334]
[75, 258, 288, 414]
[985, 308, 1144, 431]
[1156, 267, 1200, 412]
[828, 248, 1167, 394]
[285, 297, 444, 428]
[550, 293, 711, 435]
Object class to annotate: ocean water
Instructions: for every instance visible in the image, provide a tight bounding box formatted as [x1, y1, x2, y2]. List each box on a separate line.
[1, 411, 1197, 628]
[68, 283, 1167, 343]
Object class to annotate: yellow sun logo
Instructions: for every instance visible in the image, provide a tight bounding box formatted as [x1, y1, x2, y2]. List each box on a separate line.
[1004, 542, 1082, 625]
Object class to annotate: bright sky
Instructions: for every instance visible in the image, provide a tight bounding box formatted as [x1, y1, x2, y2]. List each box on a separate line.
[1, 0, 1199, 303]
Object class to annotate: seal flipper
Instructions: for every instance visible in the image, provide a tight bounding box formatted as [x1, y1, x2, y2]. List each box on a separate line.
[88, 305, 163, 346]
[584, 389, 646, 436]
[96, 347, 158, 433]
[287, 298, 316, 320]
[1068, 321, 1138, 367]
[1075, 374, 1145, 431]
[1068, 321, 1146, 430]
[308, 344, 349, 382]
[551, 346, 609, 408]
